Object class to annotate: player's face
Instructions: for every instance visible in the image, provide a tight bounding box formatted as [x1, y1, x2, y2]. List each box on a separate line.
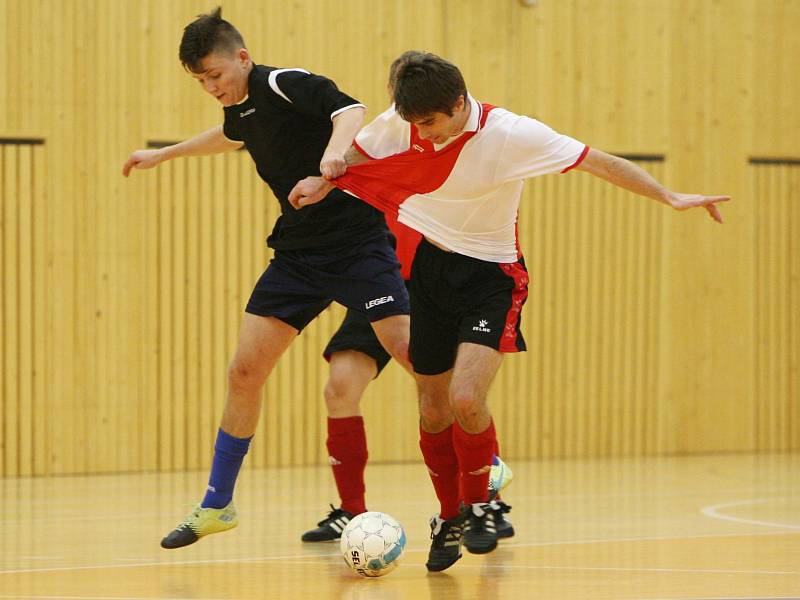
[191, 50, 251, 106]
[408, 96, 469, 145]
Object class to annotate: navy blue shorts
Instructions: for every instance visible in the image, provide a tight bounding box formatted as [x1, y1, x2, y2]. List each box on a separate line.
[246, 233, 410, 332]
[323, 307, 393, 375]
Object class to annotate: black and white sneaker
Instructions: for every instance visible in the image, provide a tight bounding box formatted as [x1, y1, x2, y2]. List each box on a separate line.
[493, 500, 515, 539]
[426, 513, 466, 572]
[463, 502, 499, 554]
[301, 505, 355, 542]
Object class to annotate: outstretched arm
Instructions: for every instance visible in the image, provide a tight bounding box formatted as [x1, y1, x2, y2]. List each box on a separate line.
[122, 125, 243, 177]
[575, 148, 729, 223]
[319, 107, 366, 179]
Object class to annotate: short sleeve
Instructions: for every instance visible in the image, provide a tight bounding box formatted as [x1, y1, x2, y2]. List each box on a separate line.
[267, 68, 365, 120]
[354, 105, 411, 159]
[494, 115, 587, 183]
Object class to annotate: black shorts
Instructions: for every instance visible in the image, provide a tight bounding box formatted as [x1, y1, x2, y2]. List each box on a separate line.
[409, 239, 529, 375]
[323, 307, 393, 375]
[245, 234, 410, 332]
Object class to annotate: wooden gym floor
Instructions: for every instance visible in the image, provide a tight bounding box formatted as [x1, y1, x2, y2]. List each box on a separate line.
[0, 452, 798, 600]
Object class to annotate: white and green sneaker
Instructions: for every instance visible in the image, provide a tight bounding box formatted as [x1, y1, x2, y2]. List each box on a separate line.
[488, 455, 514, 500]
[160, 502, 238, 549]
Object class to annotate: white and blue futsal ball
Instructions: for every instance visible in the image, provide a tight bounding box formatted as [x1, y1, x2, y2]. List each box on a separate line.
[340, 511, 406, 577]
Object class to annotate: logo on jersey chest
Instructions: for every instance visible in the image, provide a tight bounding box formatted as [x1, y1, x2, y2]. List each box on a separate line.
[240, 108, 256, 118]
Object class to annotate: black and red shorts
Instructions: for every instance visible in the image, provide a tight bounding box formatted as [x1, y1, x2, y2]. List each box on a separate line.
[409, 238, 528, 375]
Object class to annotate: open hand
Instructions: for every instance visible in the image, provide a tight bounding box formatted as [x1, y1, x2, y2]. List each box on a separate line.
[668, 193, 730, 224]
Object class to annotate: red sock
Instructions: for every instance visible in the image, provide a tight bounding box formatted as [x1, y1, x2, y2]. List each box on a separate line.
[419, 424, 461, 520]
[326, 416, 368, 515]
[453, 420, 496, 505]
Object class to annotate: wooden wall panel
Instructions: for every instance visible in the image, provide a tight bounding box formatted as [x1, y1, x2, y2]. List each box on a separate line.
[0, 142, 47, 477]
[0, 0, 798, 475]
[492, 161, 667, 459]
[658, 0, 756, 454]
[750, 2, 800, 158]
[753, 162, 800, 451]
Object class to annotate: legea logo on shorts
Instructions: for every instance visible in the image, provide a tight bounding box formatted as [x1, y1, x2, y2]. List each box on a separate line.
[473, 319, 491, 333]
[365, 295, 394, 309]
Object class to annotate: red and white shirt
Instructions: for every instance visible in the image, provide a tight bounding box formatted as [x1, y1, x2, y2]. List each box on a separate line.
[337, 95, 588, 263]
[352, 105, 433, 279]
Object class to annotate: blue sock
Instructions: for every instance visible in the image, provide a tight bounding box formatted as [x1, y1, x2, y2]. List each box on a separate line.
[201, 429, 252, 509]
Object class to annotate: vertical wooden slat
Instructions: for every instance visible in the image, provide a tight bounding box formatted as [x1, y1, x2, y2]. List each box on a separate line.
[17, 144, 33, 476]
[790, 166, 800, 449]
[172, 159, 188, 469]
[141, 149, 159, 471]
[32, 144, 47, 475]
[224, 153, 241, 436]
[157, 165, 173, 470]
[0, 146, 7, 477]
[184, 153, 200, 469]
[198, 154, 215, 467]
[209, 155, 226, 459]
[775, 166, 787, 448]
[754, 165, 765, 447]
[4, 146, 20, 476]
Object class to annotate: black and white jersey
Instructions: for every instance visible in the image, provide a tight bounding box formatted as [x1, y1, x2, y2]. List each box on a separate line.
[223, 65, 385, 250]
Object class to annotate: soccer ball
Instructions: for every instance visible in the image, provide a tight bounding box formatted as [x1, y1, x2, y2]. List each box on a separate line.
[340, 511, 406, 577]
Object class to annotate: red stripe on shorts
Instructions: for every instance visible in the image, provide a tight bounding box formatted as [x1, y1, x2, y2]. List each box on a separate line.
[498, 262, 529, 352]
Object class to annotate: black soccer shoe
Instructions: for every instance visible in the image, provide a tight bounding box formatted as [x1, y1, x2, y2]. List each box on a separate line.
[301, 505, 355, 542]
[463, 502, 499, 554]
[426, 513, 467, 572]
[493, 500, 515, 539]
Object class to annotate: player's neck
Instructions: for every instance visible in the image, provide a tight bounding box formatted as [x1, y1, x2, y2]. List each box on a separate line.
[451, 100, 471, 138]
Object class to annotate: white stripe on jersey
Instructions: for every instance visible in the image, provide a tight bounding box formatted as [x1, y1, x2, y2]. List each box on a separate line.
[330, 103, 367, 120]
[267, 68, 310, 103]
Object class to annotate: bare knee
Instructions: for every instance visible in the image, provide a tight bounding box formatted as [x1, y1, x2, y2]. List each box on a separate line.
[418, 390, 453, 432]
[371, 315, 411, 372]
[323, 374, 361, 417]
[227, 358, 266, 396]
[323, 352, 375, 417]
[450, 385, 488, 431]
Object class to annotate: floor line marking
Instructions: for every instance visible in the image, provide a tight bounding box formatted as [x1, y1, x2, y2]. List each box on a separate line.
[0, 596, 241, 600]
[700, 499, 800, 530]
[1, 528, 797, 575]
[638, 597, 800, 600]
[456, 563, 800, 576]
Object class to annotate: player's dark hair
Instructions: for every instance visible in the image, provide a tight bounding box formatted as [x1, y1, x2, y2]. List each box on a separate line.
[393, 53, 468, 121]
[179, 7, 246, 73]
[387, 50, 425, 96]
